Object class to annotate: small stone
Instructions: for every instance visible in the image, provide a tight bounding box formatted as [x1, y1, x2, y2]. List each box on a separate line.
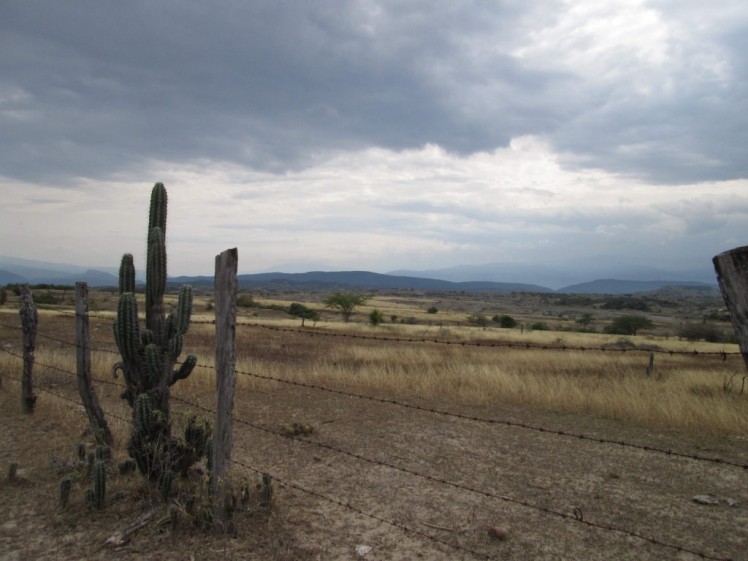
[355, 544, 372, 556]
[692, 494, 720, 505]
[725, 498, 740, 507]
[488, 526, 509, 541]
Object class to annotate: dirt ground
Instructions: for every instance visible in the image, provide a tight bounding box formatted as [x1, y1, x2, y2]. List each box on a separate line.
[1, 379, 747, 561]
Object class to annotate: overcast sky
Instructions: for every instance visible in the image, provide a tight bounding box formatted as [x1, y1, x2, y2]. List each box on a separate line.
[2, 1, 747, 279]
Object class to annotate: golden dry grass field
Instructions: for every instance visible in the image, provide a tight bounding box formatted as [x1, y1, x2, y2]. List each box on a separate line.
[1, 287, 747, 560]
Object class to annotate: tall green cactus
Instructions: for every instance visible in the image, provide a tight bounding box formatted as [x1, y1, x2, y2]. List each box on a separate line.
[112, 183, 207, 483]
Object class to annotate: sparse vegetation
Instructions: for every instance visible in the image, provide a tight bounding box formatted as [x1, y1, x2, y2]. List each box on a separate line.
[493, 314, 517, 328]
[605, 314, 654, 335]
[323, 292, 368, 323]
[288, 302, 320, 326]
[368, 309, 385, 326]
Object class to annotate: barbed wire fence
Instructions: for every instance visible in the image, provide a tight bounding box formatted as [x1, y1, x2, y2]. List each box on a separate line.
[0, 306, 743, 560]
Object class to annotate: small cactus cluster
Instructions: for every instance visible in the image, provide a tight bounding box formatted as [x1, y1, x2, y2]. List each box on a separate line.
[7, 462, 18, 482]
[59, 478, 72, 510]
[84, 458, 107, 509]
[112, 184, 211, 484]
[257, 473, 273, 508]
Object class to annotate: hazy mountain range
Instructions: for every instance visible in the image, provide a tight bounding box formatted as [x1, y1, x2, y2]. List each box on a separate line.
[0, 255, 719, 295]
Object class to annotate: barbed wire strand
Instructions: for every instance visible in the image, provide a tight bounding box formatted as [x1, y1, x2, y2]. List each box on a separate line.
[41, 312, 744, 358]
[1, 338, 744, 471]
[0, 349, 735, 560]
[228, 455, 495, 560]
[205, 361, 748, 471]
[170, 394, 734, 561]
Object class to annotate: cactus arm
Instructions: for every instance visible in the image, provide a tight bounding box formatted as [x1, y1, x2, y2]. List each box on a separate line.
[170, 354, 196, 386]
[119, 253, 136, 295]
[145, 226, 167, 331]
[175, 285, 193, 334]
[148, 182, 167, 233]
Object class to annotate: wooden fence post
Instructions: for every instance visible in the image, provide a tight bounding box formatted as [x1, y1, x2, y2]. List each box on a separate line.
[19, 284, 38, 414]
[75, 282, 113, 446]
[212, 248, 238, 529]
[713, 246, 748, 370]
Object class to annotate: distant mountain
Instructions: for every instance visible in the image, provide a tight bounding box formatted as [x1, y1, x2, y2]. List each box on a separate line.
[0, 255, 118, 287]
[389, 259, 717, 290]
[557, 279, 718, 295]
[170, 270, 553, 293]
[1, 254, 721, 295]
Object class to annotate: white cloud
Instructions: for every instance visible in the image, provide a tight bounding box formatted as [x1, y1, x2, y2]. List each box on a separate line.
[3, 137, 743, 277]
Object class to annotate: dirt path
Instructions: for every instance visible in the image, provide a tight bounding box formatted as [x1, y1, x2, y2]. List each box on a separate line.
[1, 383, 747, 561]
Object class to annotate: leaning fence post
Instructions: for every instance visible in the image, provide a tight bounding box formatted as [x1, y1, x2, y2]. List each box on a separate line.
[19, 284, 38, 414]
[713, 246, 748, 370]
[75, 282, 113, 446]
[212, 248, 238, 529]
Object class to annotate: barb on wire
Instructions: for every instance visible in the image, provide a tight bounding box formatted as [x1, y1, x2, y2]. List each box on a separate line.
[169, 394, 734, 561]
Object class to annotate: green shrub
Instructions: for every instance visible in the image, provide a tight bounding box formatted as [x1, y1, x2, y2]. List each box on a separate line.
[492, 314, 517, 328]
[467, 314, 489, 327]
[236, 294, 256, 308]
[369, 309, 385, 326]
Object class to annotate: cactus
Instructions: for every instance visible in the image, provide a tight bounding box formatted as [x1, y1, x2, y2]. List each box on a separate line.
[119, 253, 136, 295]
[112, 183, 210, 484]
[84, 489, 95, 507]
[59, 478, 72, 509]
[205, 437, 213, 474]
[257, 473, 273, 507]
[135, 393, 153, 435]
[77, 443, 86, 461]
[87, 452, 95, 476]
[94, 460, 106, 509]
[161, 469, 173, 502]
[7, 462, 17, 481]
[95, 446, 111, 462]
[169, 503, 179, 533]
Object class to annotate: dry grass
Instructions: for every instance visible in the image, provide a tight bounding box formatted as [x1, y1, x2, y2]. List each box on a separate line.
[1, 297, 746, 437]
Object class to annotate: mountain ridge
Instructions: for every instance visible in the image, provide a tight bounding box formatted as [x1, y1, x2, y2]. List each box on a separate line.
[0, 256, 718, 295]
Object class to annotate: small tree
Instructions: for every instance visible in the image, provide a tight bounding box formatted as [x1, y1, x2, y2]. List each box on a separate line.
[604, 315, 653, 336]
[427, 306, 438, 314]
[323, 292, 368, 323]
[0, 286, 6, 305]
[288, 303, 320, 326]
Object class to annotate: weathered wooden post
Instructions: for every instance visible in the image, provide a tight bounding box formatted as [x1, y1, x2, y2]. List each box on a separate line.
[645, 352, 655, 378]
[19, 284, 38, 413]
[212, 248, 238, 529]
[713, 246, 748, 370]
[75, 282, 113, 446]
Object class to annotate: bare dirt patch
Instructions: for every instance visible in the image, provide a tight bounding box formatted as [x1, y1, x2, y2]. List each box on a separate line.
[2, 379, 746, 561]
